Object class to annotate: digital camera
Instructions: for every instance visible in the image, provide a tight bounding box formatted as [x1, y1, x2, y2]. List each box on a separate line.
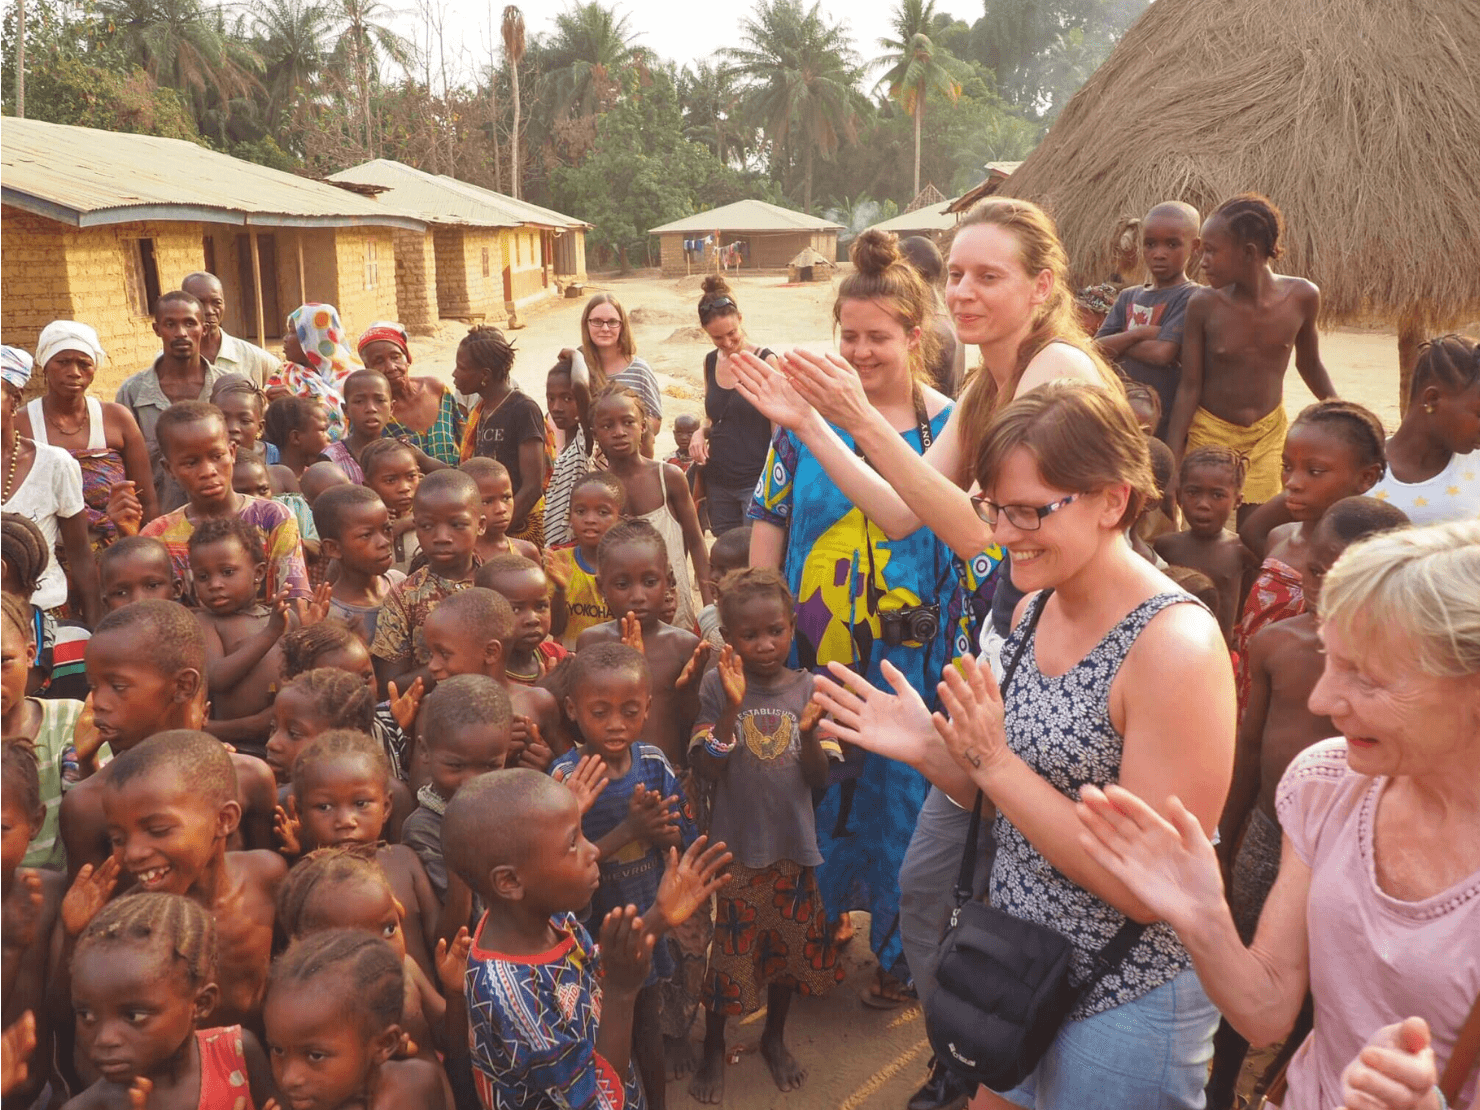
[879, 602, 941, 647]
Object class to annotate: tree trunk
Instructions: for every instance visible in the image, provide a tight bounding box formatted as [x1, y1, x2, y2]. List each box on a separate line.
[913, 96, 923, 197]
[14, 0, 23, 118]
[509, 62, 521, 198]
[803, 144, 814, 215]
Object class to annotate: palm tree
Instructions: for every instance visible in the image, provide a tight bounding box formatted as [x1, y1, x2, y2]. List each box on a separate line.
[679, 61, 743, 165]
[876, 0, 961, 197]
[541, 1, 635, 122]
[329, 0, 413, 150]
[501, 6, 525, 198]
[254, 0, 332, 131]
[723, 0, 862, 214]
[97, 0, 261, 109]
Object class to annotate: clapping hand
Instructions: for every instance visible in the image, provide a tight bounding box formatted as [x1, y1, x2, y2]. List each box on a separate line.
[515, 718, 553, 771]
[72, 693, 106, 778]
[811, 659, 937, 767]
[434, 927, 473, 998]
[779, 347, 873, 432]
[619, 612, 644, 653]
[627, 785, 679, 847]
[729, 350, 815, 432]
[1075, 784, 1224, 933]
[932, 653, 1012, 779]
[552, 754, 609, 816]
[1, 1012, 36, 1097]
[542, 547, 571, 592]
[675, 642, 712, 693]
[274, 797, 302, 858]
[387, 677, 425, 732]
[714, 645, 745, 708]
[652, 836, 732, 933]
[598, 904, 654, 993]
[1336, 1017, 1442, 1110]
[62, 856, 120, 937]
[294, 581, 334, 627]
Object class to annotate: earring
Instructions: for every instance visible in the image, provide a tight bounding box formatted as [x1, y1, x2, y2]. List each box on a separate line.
[1424, 402, 1436, 414]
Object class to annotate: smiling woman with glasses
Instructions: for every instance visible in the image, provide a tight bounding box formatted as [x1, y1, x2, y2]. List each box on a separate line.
[578, 293, 663, 456]
[812, 380, 1238, 1108]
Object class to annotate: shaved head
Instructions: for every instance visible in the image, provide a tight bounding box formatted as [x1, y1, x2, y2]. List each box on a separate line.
[1143, 202, 1201, 232]
[182, 272, 224, 299]
[442, 769, 570, 887]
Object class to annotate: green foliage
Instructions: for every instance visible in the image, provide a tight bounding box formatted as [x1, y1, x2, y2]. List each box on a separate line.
[5, 53, 200, 141]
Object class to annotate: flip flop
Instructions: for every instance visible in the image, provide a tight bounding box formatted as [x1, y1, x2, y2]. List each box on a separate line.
[862, 968, 917, 1010]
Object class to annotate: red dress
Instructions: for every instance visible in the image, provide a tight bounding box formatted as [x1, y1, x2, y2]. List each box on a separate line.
[1234, 557, 1305, 718]
[195, 1025, 254, 1110]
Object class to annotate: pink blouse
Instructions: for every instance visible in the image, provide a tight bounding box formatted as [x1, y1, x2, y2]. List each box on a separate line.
[1277, 739, 1480, 1109]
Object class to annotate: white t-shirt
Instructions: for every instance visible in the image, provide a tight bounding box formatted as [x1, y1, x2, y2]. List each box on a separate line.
[1369, 449, 1480, 525]
[2, 442, 86, 610]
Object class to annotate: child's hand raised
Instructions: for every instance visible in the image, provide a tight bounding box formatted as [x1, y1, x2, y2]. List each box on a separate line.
[71, 693, 106, 779]
[542, 547, 571, 592]
[619, 612, 644, 653]
[598, 904, 654, 994]
[716, 645, 745, 708]
[387, 677, 425, 732]
[434, 927, 472, 997]
[104, 481, 143, 538]
[295, 581, 334, 627]
[552, 754, 609, 815]
[798, 699, 824, 735]
[653, 836, 733, 933]
[266, 585, 295, 637]
[627, 785, 679, 847]
[515, 718, 553, 772]
[274, 797, 302, 858]
[62, 856, 120, 938]
[1, 1012, 36, 1098]
[1, 871, 44, 951]
[676, 641, 713, 693]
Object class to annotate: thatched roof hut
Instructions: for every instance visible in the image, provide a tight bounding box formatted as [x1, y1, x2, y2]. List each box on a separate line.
[997, 0, 1480, 393]
[787, 247, 835, 283]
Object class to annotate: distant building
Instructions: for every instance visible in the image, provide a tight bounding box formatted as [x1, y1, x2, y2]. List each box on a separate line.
[328, 160, 590, 332]
[650, 200, 843, 277]
[1, 118, 426, 366]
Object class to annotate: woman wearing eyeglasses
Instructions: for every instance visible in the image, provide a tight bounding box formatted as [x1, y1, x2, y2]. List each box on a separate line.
[813, 381, 1235, 1109]
[579, 293, 663, 457]
[687, 275, 780, 535]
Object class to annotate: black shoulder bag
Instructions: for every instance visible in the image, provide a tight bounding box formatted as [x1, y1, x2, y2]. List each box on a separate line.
[926, 589, 1147, 1093]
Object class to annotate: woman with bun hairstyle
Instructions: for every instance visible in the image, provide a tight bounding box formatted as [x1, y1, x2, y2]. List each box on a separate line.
[688, 276, 781, 535]
[734, 205, 1119, 1109]
[748, 228, 957, 1010]
[579, 293, 664, 456]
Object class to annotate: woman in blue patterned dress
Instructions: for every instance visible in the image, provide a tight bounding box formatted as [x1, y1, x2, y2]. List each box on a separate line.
[747, 230, 958, 1003]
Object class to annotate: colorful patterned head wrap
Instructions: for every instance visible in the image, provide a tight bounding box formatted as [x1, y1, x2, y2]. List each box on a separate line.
[1, 346, 33, 391]
[286, 303, 362, 379]
[356, 322, 412, 362]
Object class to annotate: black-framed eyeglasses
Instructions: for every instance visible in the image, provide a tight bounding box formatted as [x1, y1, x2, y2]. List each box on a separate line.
[588, 318, 622, 330]
[970, 493, 1080, 530]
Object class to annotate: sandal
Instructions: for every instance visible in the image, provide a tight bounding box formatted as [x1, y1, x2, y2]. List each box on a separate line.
[862, 967, 917, 1010]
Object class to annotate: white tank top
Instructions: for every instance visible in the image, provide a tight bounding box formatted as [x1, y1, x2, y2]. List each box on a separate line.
[26, 395, 107, 451]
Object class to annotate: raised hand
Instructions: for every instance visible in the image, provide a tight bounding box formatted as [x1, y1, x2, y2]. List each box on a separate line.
[516, 719, 554, 772]
[434, 927, 473, 997]
[274, 797, 303, 858]
[932, 653, 1011, 779]
[653, 836, 733, 932]
[598, 904, 654, 993]
[1336, 1017, 1441, 1110]
[627, 785, 679, 847]
[552, 754, 609, 815]
[729, 349, 815, 432]
[676, 642, 713, 693]
[542, 546, 571, 592]
[1075, 784, 1224, 934]
[295, 581, 334, 627]
[798, 699, 824, 735]
[72, 693, 106, 778]
[265, 585, 294, 637]
[715, 645, 745, 708]
[779, 348, 873, 432]
[619, 612, 644, 653]
[1, 1012, 36, 1097]
[811, 659, 937, 767]
[104, 481, 143, 537]
[2, 871, 44, 951]
[387, 677, 425, 732]
[62, 856, 120, 937]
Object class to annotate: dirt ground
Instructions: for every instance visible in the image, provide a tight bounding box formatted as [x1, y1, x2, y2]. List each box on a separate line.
[86, 272, 1402, 1108]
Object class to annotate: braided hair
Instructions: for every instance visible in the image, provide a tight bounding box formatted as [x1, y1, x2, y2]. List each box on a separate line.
[281, 668, 376, 734]
[281, 619, 363, 680]
[292, 729, 392, 804]
[1290, 400, 1387, 473]
[1181, 444, 1249, 494]
[268, 928, 403, 1036]
[1410, 334, 1480, 405]
[276, 845, 390, 939]
[1210, 194, 1284, 260]
[715, 566, 794, 628]
[359, 437, 418, 483]
[459, 326, 517, 389]
[1, 590, 33, 643]
[1, 513, 48, 597]
[590, 381, 650, 423]
[75, 892, 216, 990]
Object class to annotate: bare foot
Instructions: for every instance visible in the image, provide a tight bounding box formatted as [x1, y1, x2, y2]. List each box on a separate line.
[688, 1041, 725, 1104]
[760, 1033, 805, 1093]
[665, 1034, 698, 1080]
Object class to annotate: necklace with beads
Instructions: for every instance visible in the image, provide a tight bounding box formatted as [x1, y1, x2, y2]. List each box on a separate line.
[3, 432, 21, 502]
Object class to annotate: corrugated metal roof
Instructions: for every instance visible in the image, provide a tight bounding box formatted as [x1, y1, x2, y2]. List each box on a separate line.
[649, 199, 844, 235]
[867, 201, 958, 235]
[328, 160, 590, 230]
[0, 118, 426, 231]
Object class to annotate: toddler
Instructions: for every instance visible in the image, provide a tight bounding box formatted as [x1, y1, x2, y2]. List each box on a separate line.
[544, 471, 624, 650]
[1155, 446, 1254, 642]
[264, 667, 376, 789]
[474, 553, 567, 683]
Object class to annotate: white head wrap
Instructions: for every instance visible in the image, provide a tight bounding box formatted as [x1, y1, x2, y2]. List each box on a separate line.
[1, 346, 33, 391]
[34, 321, 105, 373]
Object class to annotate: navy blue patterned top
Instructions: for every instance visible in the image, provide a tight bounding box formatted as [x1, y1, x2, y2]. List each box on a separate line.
[992, 589, 1202, 1018]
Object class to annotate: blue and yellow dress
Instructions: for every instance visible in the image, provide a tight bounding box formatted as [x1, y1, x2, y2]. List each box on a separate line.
[748, 410, 962, 980]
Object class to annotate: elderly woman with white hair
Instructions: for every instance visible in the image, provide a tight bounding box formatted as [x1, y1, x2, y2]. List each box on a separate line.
[1076, 520, 1480, 1110]
[16, 320, 158, 544]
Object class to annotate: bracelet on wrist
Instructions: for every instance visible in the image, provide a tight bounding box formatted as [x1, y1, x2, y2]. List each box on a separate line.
[698, 726, 735, 759]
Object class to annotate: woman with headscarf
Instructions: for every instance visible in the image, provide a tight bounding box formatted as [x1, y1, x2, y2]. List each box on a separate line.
[265, 303, 361, 440]
[2, 347, 101, 624]
[357, 321, 465, 468]
[16, 321, 159, 546]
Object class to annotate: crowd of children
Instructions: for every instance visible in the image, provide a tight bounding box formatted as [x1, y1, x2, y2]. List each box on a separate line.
[1, 191, 1476, 1110]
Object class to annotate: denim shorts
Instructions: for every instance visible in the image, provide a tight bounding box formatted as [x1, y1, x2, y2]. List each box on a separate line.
[999, 967, 1219, 1109]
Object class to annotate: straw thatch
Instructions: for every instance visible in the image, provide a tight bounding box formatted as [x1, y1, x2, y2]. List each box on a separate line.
[997, 0, 1480, 334]
[905, 184, 948, 213]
